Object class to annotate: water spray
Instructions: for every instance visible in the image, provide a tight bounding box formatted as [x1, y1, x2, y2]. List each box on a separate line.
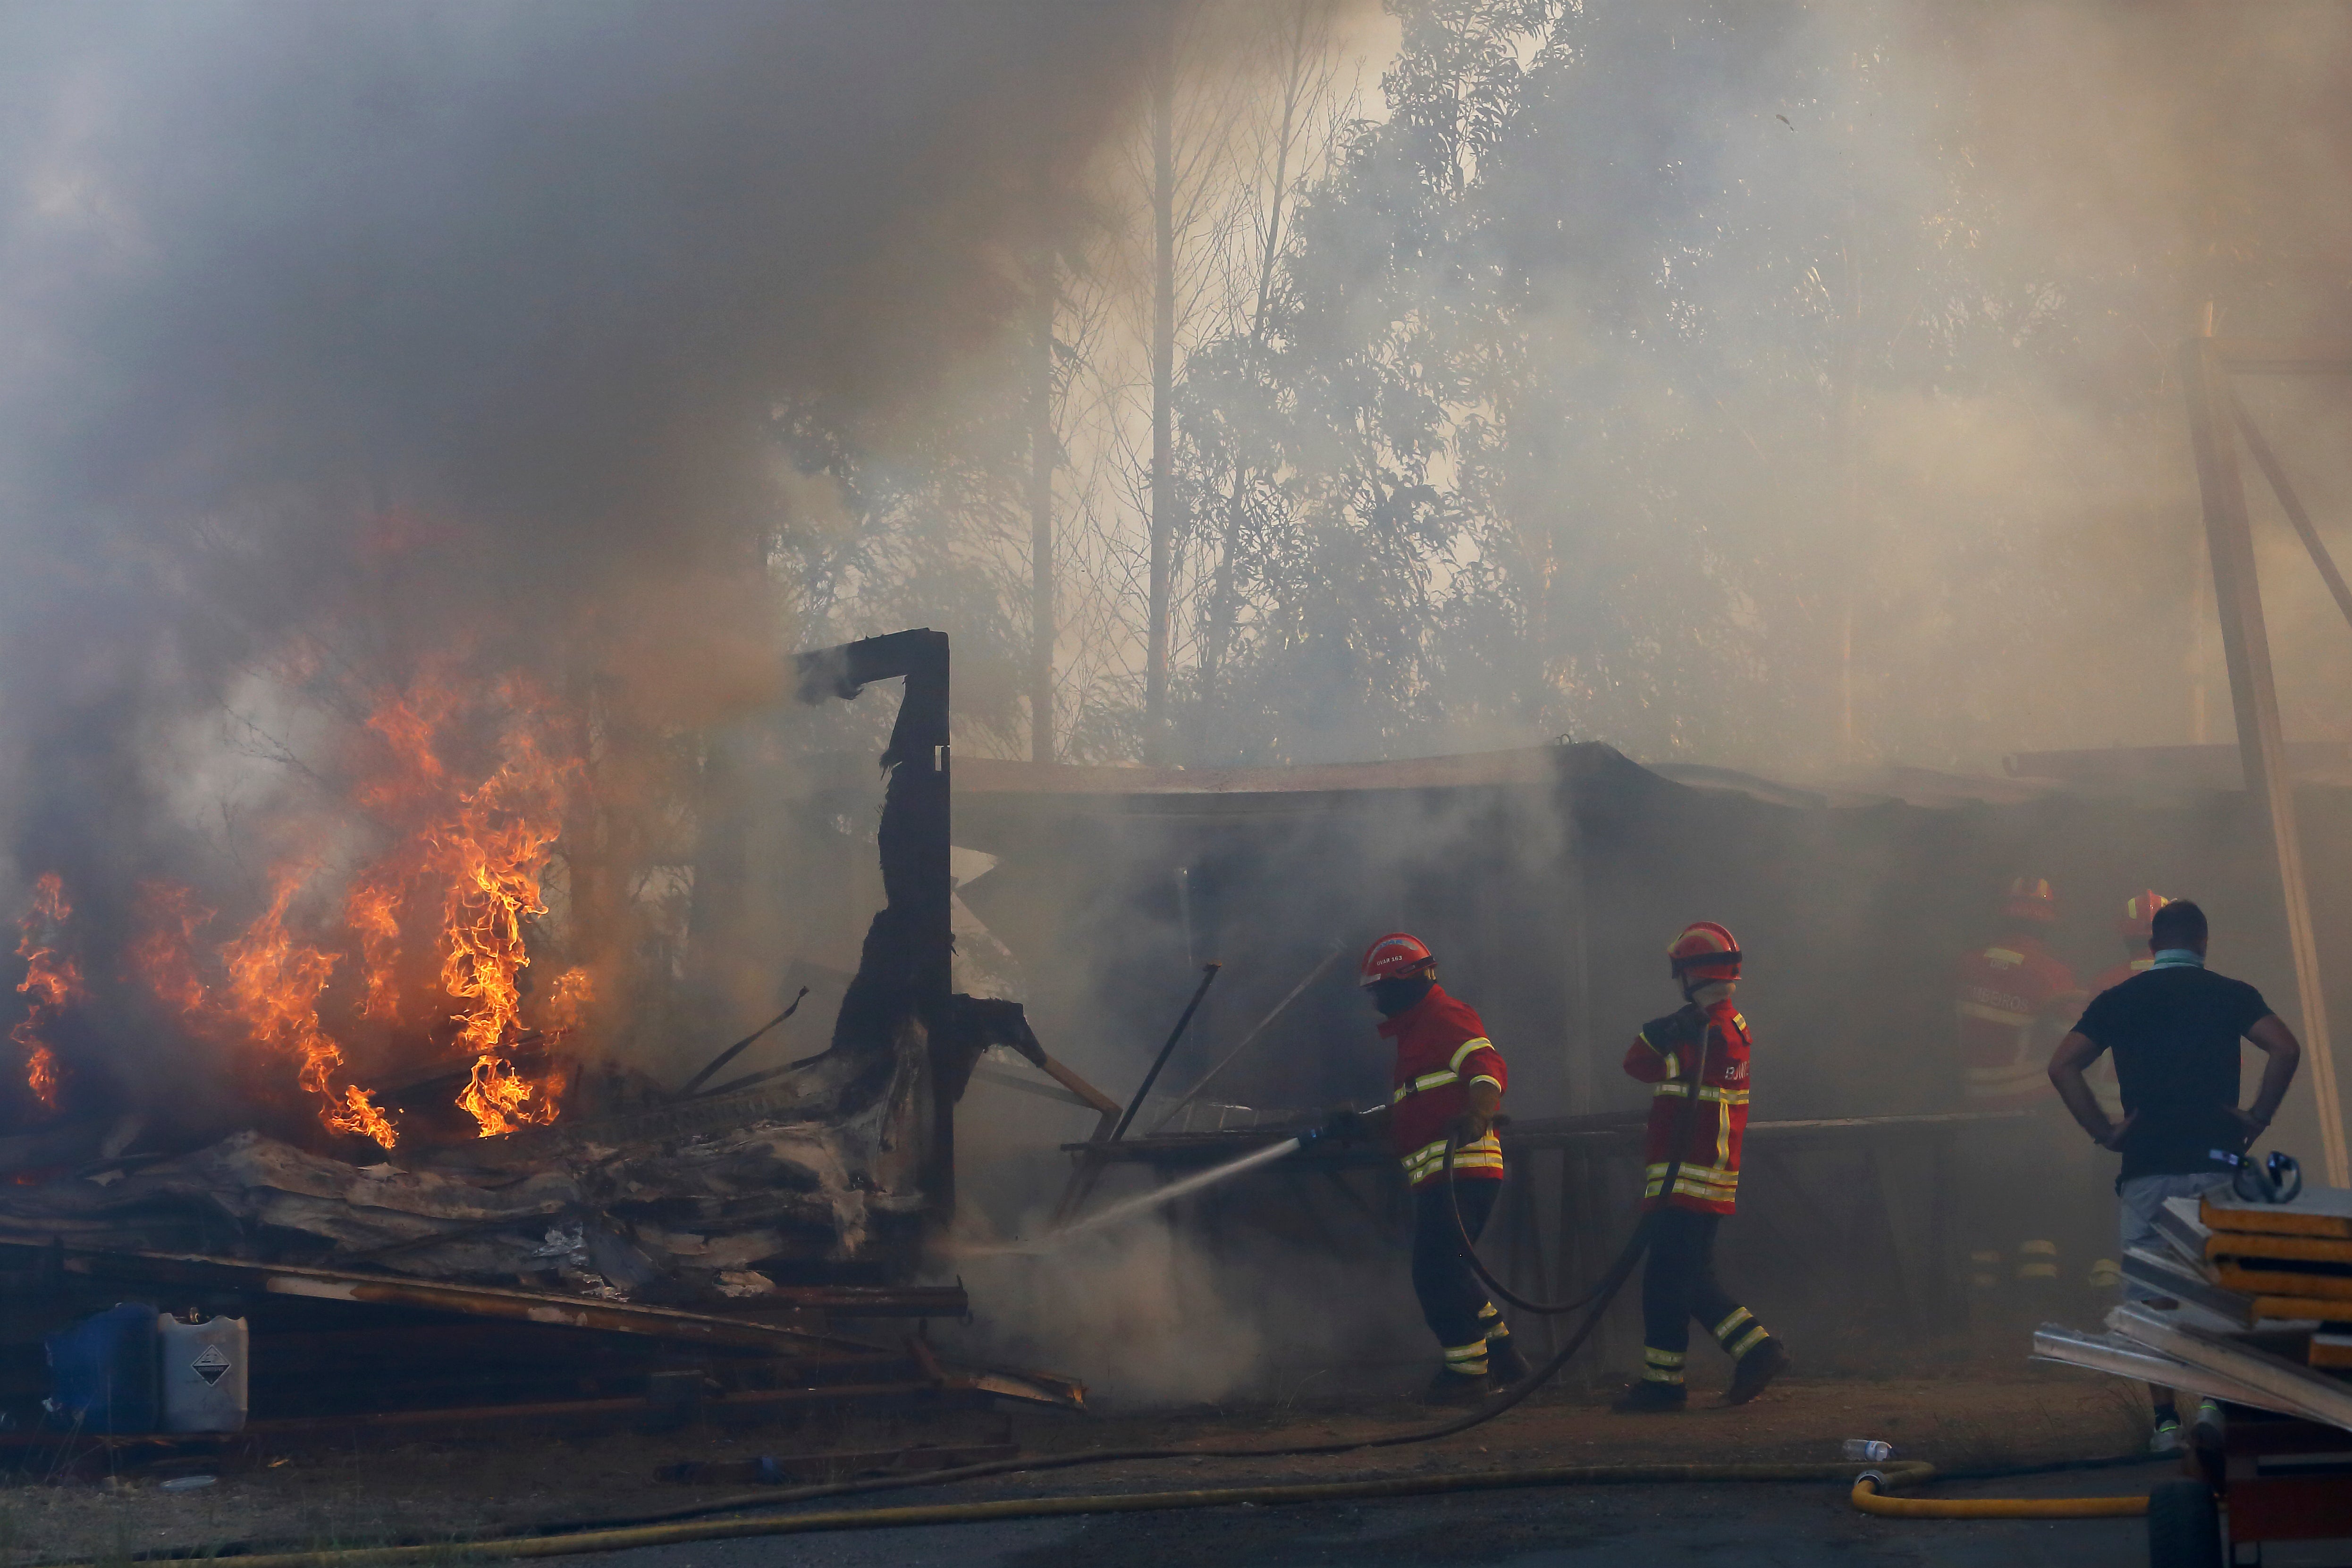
[955, 1135, 1306, 1258]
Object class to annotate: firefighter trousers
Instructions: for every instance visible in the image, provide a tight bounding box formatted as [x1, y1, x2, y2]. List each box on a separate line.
[1411, 1178, 1507, 1364]
[1640, 1206, 1768, 1368]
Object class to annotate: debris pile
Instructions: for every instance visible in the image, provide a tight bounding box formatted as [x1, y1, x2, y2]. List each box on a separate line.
[0, 632, 1090, 1458]
[2033, 1184, 2352, 1429]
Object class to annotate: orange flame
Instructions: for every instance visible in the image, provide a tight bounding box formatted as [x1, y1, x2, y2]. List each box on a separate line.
[218, 869, 398, 1147]
[12, 873, 81, 1113]
[128, 879, 216, 1023]
[82, 663, 588, 1146]
[429, 679, 576, 1136]
[342, 869, 406, 1021]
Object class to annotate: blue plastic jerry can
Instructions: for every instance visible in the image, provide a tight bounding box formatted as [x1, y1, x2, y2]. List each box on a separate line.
[44, 1302, 160, 1434]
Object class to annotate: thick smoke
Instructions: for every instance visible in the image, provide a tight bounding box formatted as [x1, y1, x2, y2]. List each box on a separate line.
[0, 1, 1172, 1119]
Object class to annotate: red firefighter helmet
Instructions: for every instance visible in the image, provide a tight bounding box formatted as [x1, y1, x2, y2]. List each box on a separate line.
[2002, 875, 2058, 925]
[2117, 890, 2171, 939]
[1667, 921, 1741, 982]
[1358, 932, 1435, 988]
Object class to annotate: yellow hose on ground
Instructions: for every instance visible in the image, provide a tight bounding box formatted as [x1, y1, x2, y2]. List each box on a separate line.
[1849, 1473, 2147, 1519]
[36, 1462, 1940, 1568]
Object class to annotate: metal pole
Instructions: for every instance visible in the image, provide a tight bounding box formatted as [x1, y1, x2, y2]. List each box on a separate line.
[1149, 945, 1340, 1132]
[2179, 338, 2349, 1186]
[1110, 962, 1221, 1142]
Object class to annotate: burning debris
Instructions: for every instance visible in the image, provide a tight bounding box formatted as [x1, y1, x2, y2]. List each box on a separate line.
[0, 630, 1030, 1309]
[0, 629, 1093, 1453]
[84, 664, 591, 1150]
[13, 872, 78, 1116]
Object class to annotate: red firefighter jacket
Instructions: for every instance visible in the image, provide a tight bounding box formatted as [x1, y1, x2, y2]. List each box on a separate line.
[1381, 985, 1507, 1189]
[1953, 933, 2082, 1111]
[1623, 1000, 1750, 1214]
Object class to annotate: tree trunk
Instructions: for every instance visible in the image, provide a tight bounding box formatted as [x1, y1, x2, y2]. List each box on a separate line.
[1145, 19, 1175, 763]
[1030, 249, 1055, 765]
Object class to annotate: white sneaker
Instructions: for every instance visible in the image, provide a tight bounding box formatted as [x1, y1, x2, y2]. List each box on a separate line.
[2149, 1418, 2183, 1454]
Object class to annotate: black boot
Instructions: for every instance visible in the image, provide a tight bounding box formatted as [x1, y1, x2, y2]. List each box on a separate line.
[1724, 1336, 1789, 1406]
[1486, 1335, 1534, 1385]
[1610, 1379, 1688, 1414]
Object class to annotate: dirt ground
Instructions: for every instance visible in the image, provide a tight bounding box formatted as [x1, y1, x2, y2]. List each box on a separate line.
[0, 1356, 2154, 1567]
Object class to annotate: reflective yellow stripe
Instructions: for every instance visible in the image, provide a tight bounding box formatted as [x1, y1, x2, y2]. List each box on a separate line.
[1644, 1347, 1686, 1367]
[1711, 1307, 1753, 1341]
[1443, 1340, 1489, 1363]
[1647, 1159, 1737, 1179]
[1448, 1037, 1494, 1072]
[1467, 1074, 1503, 1091]
[1402, 1134, 1503, 1181]
[1957, 1000, 2032, 1028]
[1643, 1160, 1740, 1202]
[1391, 1067, 1460, 1105]
[1728, 1324, 1770, 1358]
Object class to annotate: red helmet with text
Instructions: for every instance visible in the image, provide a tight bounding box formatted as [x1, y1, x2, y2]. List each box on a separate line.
[1667, 921, 1742, 983]
[2117, 890, 2171, 939]
[1358, 932, 1435, 988]
[2002, 875, 2058, 925]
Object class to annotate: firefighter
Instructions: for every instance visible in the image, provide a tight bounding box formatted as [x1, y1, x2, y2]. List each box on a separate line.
[1330, 932, 1532, 1403]
[2088, 892, 2171, 1001]
[1952, 875, 2089, 1306]
[1612, 922, 1789, 1413]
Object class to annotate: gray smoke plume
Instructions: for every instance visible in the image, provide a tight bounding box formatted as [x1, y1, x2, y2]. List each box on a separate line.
[0, 0, 1171, 1122]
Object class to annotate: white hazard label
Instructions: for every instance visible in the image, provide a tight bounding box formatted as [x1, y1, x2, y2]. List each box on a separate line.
[191, 1344, 231, 1386]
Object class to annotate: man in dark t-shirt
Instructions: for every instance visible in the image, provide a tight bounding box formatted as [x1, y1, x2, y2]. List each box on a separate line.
[2048, 899, 2301, 1453]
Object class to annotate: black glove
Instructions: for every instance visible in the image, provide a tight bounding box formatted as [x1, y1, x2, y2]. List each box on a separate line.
[1321, 1104, 1366, 1143]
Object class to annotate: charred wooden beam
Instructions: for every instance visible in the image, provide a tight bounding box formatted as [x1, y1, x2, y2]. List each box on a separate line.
[32, 1245, 876, 1354]
[792, 629, 962, 1218]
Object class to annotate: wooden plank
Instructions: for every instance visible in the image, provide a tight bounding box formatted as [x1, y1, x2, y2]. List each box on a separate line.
[2231, 394, 2352, 639]
[2212, 1261, 2352, 1302]
[2208, 1232, 2352, 1266]
[42, 1248, 875, 1354]
[2204, 1186, 2352, 1240]
[2180, 336, 2350, 1187]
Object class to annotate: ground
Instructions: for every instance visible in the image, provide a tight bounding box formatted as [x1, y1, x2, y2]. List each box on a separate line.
[0, 1360, 2163, 1566]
